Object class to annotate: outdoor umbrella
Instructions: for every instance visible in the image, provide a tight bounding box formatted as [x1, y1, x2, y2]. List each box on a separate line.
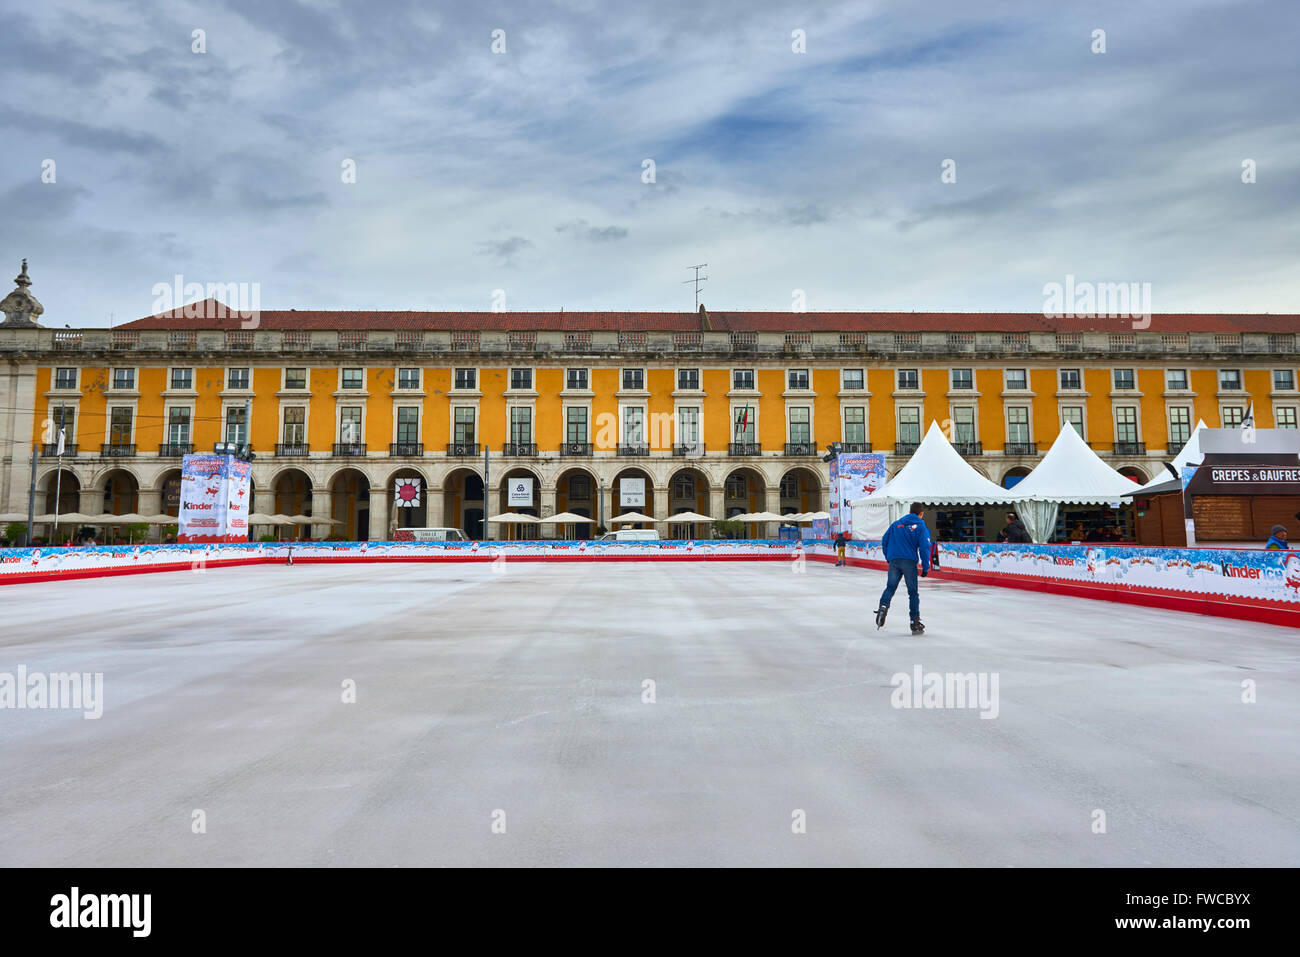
[141, 514, 179, 524]
[610, 512, 655, 523]
[663, 511, 713, 522]
[0, 512, 30, 522]
[540, 511, 593, 537]
[487, 513, 541, 523]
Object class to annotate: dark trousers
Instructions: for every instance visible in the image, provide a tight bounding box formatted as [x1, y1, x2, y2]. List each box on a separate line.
[879, 558, 920, 620]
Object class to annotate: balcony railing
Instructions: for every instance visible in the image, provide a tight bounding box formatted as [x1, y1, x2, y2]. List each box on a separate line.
[560, 442, 593, 456]
[1112, 441, 1146, 456]
[158, 443, 193, 457]
[332, 443, 367, 457]
[839, 442, 872, 453]
[784, 441, 817, 456]
[276, 443, 311, 457]
[101, 444, 136, 457]
[1004, 442, 1037, 456]
[390, 442, 424, 456]
[729, 442, 761, 456]
[41, 444, 77, 456]
[617, 443, 650, 457]
[501, 442, 537, 457]
[446, 442, 480, 457]
[952, 441, 983, 456]
[895, 442, 920, 456]
[673, 443, 705, 456]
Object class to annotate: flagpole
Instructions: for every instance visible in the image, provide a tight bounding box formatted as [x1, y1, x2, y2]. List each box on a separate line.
[52, 408, 65, 544]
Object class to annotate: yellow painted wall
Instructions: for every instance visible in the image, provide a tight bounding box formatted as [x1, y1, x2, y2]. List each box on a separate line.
[867, 368, 894, 446]
[756, 369, 784, 448]
[702, 368, 730, 450]
[975, 369, 1003, 450]
[1029, 369, 1056, 444]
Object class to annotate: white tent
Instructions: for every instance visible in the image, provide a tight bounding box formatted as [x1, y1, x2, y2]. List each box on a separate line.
[1007, 422, 1142, 541]
[850, 421, 1015, 538]
[1129, 419, 1208, 494]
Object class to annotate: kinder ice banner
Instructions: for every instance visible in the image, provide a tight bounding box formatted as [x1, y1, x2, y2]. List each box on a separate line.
[178, 454, 251, 543]
[828, 452, 887, 537]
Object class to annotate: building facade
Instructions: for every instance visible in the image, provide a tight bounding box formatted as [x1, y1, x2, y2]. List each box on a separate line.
[3, 264, 1299, 540]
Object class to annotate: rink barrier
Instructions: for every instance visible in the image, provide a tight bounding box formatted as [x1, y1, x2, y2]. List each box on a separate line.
[808, 541, 1300, 629]
[3, 539, 1297, 628]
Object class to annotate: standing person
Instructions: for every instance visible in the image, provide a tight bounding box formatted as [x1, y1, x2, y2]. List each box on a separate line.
[874, 503, 931, 635]
[996, 511, 1032, 544]
[1265, 525, 1289, 550]
[835, 529, 848, 566]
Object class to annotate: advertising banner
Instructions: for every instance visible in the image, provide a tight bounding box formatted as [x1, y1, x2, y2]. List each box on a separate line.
[394, 477, 422, 508]
[178, 454, 250, 543]
[828, 452, 887, 536]
[620, 477, 646, 507]
[508, 477, 534, 507]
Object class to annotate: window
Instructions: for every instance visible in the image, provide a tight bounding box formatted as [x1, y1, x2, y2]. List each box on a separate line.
[169, 368, 192, 390]
[951, 369, 973, 390]
[285, 368, 308, 390]
[397, 407, 419, 444]
[844, 407, 866, 445]
[788, 369, 810, 390]
[678, 407, 700, 445]
[726, 473, 747, 499]
[112, 368, 135, 390]
[842, 369, 864, 391]
[283, 407, 306, 444]
[1007, 407, 1030, 444]
[167, 407, 190, 445]
[509, 407, 532, 444]
[733, 369, 755, 390]
[733, 406, 756, 443]
[896, 369, 919, 391]
[566, 407, 588, 442]
[1061, 406, 1085, 439]
[453, 407, 475, 443]
[569, 474, 591, 499]
[1166, 369, 1188, 391]
[54, 368, 78, 389]
[1222, 406, 1245, 428]
[510, 368, 533, 390]
[677, 368, 700, 391]
[1168, 407, 1191, 447]
[952, 407, 976, 444]
[566, 368, 588, 390]
[1274, 369, 1295, 391]
[1059, 369, 1081, 390]
[227, 368, 249, 390]
[109, 407, 133, 446]
[623, 406, 645, 444]
[51, 405, 75, 444]
[1005, 369, 1028, 391]
[1115, 407, 1138, 443]
[1218, 369, 1242, 391]
[1113, 368, 1135, 391]
[622, 368, 645, 390]
[789, 407, 811, 443]
[339, 406, 362, 444]
[780, 474, 799, 498]
[897, 407, 921, 445]
[1277, 408, 1298, 430]
[397, 368, 420, 390]
[672, 473, 695, 499]
[340, 368, 363, 390]
[454, 368, 477, 390]
[225, 407, 246, 445]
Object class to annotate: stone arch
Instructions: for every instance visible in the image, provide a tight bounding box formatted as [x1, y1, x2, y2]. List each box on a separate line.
[38, 468, 81, 516]
[155, 467, 183, 518]
[1001, 466, 1033, 489]
[723, 466, 767, 538]
[443, 466, 485, 539]
[99, 467, 140, 515]
[777, 465, 823, 514]
[611, 465, 655, 521]
[272, 466, 313, 518]
[495, 466, 544, 538]
[328, 466, 371, 540]
[555, 466, 599, 534]
[1117, 465, 1148, 484]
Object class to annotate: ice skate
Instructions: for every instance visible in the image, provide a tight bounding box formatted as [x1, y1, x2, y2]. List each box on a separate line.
[910, 619, 925, 635]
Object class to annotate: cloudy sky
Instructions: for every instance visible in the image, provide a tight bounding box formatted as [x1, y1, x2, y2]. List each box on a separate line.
[2, 0, 1297, 326]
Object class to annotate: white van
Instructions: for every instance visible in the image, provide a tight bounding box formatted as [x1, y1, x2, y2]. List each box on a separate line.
[598, 528, 660, 541]
[402, 527, 468, 542]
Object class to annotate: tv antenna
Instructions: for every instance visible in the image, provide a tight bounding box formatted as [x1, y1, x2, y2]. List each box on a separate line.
[683, 263, 708, 310]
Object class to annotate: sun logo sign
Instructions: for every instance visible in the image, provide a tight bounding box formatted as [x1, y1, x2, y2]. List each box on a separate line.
[394, 478, 422, 508]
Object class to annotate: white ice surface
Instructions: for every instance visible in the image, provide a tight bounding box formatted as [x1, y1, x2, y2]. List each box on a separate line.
[0, 561, 1296, 867]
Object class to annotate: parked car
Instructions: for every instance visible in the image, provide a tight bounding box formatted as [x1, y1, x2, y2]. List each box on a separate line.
[597, 528, 660, 541]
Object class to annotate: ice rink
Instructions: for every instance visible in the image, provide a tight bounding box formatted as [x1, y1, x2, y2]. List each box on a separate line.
[1, 559, 1297, 867]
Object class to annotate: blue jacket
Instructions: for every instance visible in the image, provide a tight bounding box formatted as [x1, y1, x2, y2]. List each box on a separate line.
[1265, 536, 1289, 550]
[882, 513, 931, 572]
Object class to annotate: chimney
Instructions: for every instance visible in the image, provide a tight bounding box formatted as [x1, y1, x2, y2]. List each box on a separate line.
[698, 303, 711, 331]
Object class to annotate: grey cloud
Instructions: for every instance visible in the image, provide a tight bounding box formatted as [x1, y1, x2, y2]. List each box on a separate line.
[477, 236, 534, 267]
[556, 219, 629, 242]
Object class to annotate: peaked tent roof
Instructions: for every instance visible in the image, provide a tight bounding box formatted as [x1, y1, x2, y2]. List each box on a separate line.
[851, 422, 1015, 506]
[1128, 420, 1208, 495]
[1008, 422, 1140, 503]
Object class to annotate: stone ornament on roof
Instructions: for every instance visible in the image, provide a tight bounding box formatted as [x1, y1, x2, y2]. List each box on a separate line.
[0, 258, 45, 327]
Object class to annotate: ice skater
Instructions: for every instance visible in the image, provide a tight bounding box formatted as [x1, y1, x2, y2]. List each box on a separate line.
[874, 502, 931, 635]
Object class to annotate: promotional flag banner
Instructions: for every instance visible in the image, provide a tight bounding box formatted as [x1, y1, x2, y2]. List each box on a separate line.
[828, 452, 888, 536]
[394, 478, 422, 508]
[178, 454, 250, 543]
[508, 477, 533, 507]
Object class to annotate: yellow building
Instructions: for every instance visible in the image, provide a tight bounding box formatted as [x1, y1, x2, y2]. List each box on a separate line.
[3, 265, 1298, 540]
